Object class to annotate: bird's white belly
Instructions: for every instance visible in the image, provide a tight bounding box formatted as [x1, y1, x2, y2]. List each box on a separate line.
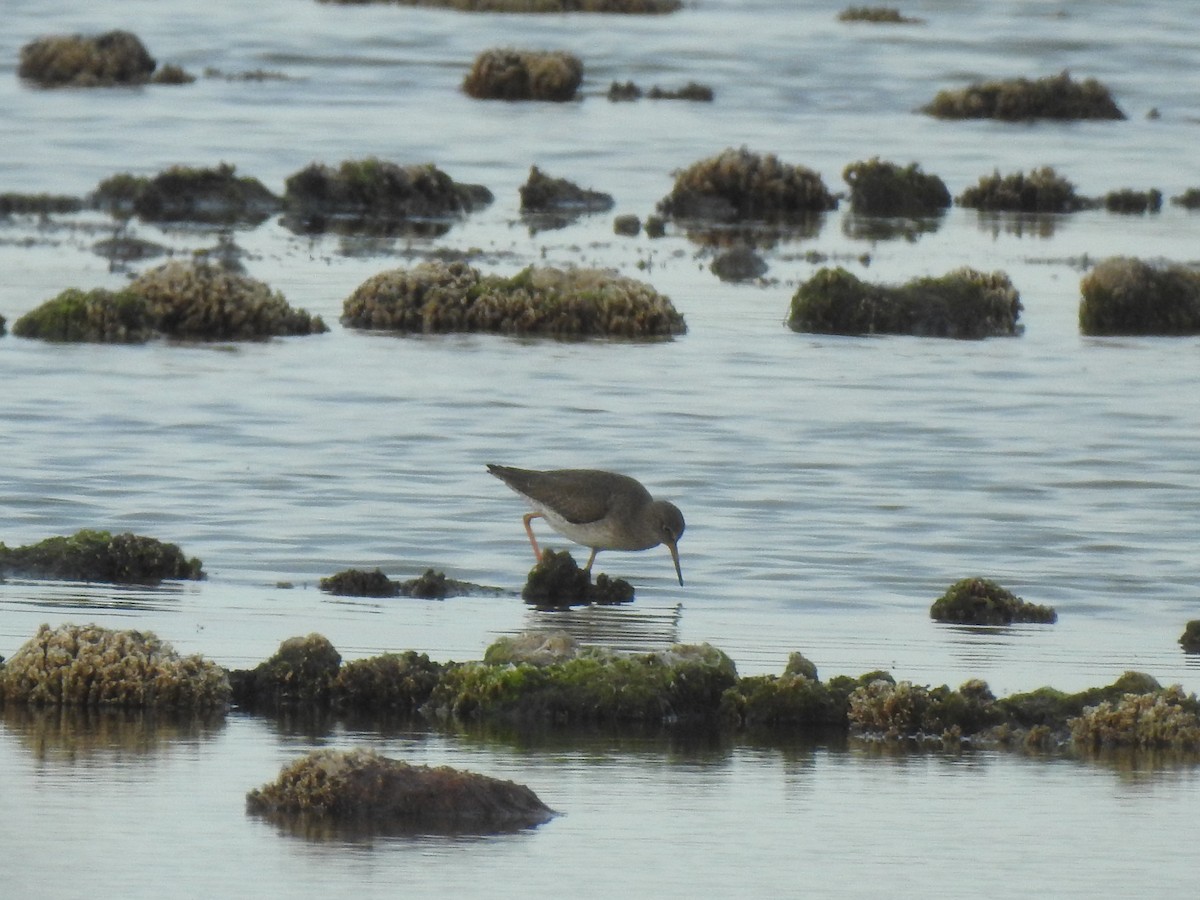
[537, 507, 648, 551]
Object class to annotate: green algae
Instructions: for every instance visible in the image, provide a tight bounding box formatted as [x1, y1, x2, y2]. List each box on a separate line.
[658, 147, 837, 225]
[462, 49, 583, 102]
[842, 158, 950, 216]
[333, 652, 444, 713]
[13, 287, 153, 343]
[957, 166, 1089, 213]
[0, 529, 203, 584]
[341, 259, 686, 338]
[930, 577, 1057, 625]
[1079, 257, 1200, 336]
[923, 71, 1125, 121]
[787, 266, 1023, 339]
[0, 623, 229, 709]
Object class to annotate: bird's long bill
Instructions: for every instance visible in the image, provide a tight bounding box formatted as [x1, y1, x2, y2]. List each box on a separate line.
[666, 538, 683, 586]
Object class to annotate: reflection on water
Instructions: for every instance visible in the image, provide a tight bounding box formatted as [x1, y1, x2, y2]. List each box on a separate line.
[1, 704, 225, 763]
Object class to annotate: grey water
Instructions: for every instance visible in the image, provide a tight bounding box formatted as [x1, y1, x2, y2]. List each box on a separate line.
[2, 0, 1199, 895]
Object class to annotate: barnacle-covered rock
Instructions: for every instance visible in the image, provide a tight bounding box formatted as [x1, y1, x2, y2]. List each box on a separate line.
[1079, 257, 1200, 336]
[788, 267, 1023, 339]
[129, 259, 328, 340]
[0, 529, 203, 583]
[847, 678, 1001, 740]
[463, 49, 583, 102]
[0, 623, 229, 709]
[957, 166, 1090, 213]
[93, 164, 280, 224]
[13, 288, 154, 343]
[341, 259, 686, 339]
[923, 71, 1125, 121]
[1070, 686, 1200, 750]
[930, 577, 1057, 625]
[842, 158, 950, 216]
[658, 147, 837, 224]
[425, 638, 738, 725]
[246, 748, 555, 835]
[283, 158, 492, 229]
[18, 30, 191, 87]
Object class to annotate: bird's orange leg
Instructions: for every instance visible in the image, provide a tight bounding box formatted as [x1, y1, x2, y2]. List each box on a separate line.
[583, 547, 598, 572]
[523, 512, 544, 561]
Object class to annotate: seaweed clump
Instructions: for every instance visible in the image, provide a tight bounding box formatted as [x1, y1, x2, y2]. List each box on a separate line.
[0, 529, 203, 583]
[1181, 620, 1200, 653]
[246, 748, 555, 835]
[787, 266, 1023, 339]
[718, 658, 886, 732]
[13, 288, 154, 343]
[842, 158, 950, 216]
[519, 166, 614, 215]
[1078, 257, 1200, 336]
[425, 638, 738, 726]
[463, 49, 583, 102]
[658, 147, 838, 225]
[92, 164, 280, 224]
[929, 577, 1057, 625]
[341, 259, 686, 338]
[0, 623, 229, 709]
[1102, 188, 1163, 214]
[229, 634, 343, 709]
[322, 0, 678, 10]
[520, 549, 635, 608]
[838, 7, 922, 23]
[923, 71, 1125, 121]
[957, 167, 1089, 213]
[129, 259, 328, 340]
[1171, 188, 1200, 210]
[333, 652, 445, 714]
[607, 81, 713, 101]
[18, 31, 191, 87]
[0, 194, 84, 216]
[319, 567, 490, 599]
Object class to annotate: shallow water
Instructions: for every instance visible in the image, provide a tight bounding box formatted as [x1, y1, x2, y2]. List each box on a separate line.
[2, 0, 1200, 895]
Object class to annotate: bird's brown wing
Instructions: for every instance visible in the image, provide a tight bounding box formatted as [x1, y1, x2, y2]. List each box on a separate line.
[488, 465, 648, 525]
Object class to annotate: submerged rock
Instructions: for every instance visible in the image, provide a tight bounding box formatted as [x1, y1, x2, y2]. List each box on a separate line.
[246, 748, 555, 835]
[13, 288, 154, 343]
[520, 549, 635, 608]
[1102, 188, 1163, 214]
[0, 623, 229, 709]
[929, 577, 1057, 625]
[957, 166, 1089, 213]
[463, 49, 583, 102]
[1170, 188, 1200, 210]
[18, 30, 191, 88]
[322, 0, 678, 10]
[519, 166, 614, 214]
[282, 158, 492, 231]
[129, 259, 328, 340]
[923, 71, 1125, 121]
[0, 529, 203, 583]
[787, 266, 1023, 339]
[842, 158, 950, 216]
[92, 164, 280, 224]
[607, 80, 714, 101]
[0, 193, 84, 216]
[838, 6, 922, 23]
[658, 147, 838, 225]
[341, 259, 686, 338]
[1078, 257, 1200, 336]
[710, 244, 768, 282]
[319, 567, 493, 599]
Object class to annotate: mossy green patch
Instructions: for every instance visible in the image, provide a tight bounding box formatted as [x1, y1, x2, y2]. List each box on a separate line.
[0, 529, 203, 583]
[1079, 257, 1200, 336]
[930, 577, 1057, 625]
[13, 287, 153, 343]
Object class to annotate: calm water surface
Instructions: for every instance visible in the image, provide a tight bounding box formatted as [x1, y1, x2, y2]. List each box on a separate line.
[2, 0, 1199, 895]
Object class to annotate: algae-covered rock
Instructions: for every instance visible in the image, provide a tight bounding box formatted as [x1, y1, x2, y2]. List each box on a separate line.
[1070, 686, 1200, 750]
[719, 673, 846, 729]
[520, 549, 635, 608]
[710, 245, 768, 282]
[1181, 620, 1200, 653]
[0, 529, 203, 583]
[838, 6, 922, 24]
[319, 568, 401, 598]
[1078, 257, 1200, 336]
[842, 158, 950, 216]
[0, 623, 229, 709]
[93, 164, 280, 224]
[1171, 188, 1200, 210]
[923, 71, 1125, 121]
[957, 167, 1089, 213]
[426, 639, 738, 725]
[19, 31, 157, 87]
[283, 158, 492, 231]
[788, 266, 1022, 339]
[483, 632, 580, 666]
[341, 259, 686, 339]
[519, 166, 614, 214]
[332, 652, 444, 713]
[613, 214, 641, 236]
[13, 288, 154, 343]
[1103, 188, 1162, 214]
[658, 147, 838, 224]
[847, 677, 1002, 739]
[608, 81, 714, 101]
[463, 49, 583, 102]
[324, 0, 677, 10]
[246, 748, 555, 834]
[229, 634, 342, 709]
[0, 193, 84, 216]
[129, 259, 328, 340]
[930, 577, 1057, 625]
